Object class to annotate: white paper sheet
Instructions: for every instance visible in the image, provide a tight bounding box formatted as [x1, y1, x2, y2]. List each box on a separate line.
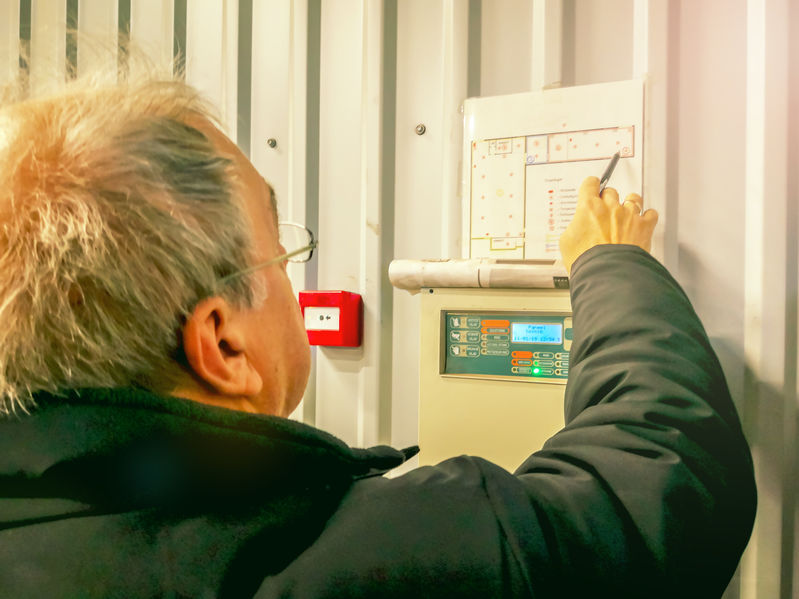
[462, 80, 645, 260]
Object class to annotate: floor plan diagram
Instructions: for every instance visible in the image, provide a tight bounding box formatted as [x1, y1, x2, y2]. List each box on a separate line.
[463, 81, 644, 260]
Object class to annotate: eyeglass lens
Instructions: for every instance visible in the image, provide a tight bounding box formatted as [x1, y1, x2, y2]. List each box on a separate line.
[278, 223, 314, 263]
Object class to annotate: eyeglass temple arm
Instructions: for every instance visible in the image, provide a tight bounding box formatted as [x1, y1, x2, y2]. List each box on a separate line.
[218, 240, 318, 285]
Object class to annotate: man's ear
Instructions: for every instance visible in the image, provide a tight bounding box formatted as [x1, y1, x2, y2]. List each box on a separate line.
[180, 297, 263, 397]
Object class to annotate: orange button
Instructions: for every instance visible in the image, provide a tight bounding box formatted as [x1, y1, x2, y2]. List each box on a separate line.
[482, 319, 510, 327]
[512, 351, 533, 359]
[481, 327, 509, 334]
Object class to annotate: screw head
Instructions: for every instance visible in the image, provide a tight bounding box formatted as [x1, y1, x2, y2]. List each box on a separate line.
[415, 124, 426, 135]
[267, 138, 277, 148]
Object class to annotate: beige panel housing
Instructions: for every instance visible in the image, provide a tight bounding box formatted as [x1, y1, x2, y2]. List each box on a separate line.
[419, 287, 571, 472]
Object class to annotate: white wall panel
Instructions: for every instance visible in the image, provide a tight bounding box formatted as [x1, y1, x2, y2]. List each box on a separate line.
[480, 0, 532, 95]
[251, 0, 290, 209]
[316, 0, 365, 445]
[284, 0, 310, 234]
[570, 0, 633, 85]
[390, 0, 468, 466]
[789, 4, 799, 590]
[356, 0, 392, 449]
[676, 0, 747, 389]
[130, 0, 173, 68]
[283, 0, 309, 232]
[30, 0, 66, 92]
[0, 0, 20, 84]
[632, 0, 676, 269]
[739, 0, 793, 596]
[185, 0, 238, 138]
[77, 0, 117, 77]
[316, 0, 391, 447]
[221, 0, 238, 139]
[531, 0, 563, 91]
[676, 2, 749, 597]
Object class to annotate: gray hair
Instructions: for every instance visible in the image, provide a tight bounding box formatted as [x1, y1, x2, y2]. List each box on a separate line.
[0, 73, 258, 413]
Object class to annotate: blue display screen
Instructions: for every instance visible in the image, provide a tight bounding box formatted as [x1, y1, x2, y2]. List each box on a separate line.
[511, 322, 562, 344]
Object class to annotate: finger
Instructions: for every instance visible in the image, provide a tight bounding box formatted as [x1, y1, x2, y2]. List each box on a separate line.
[638, 209, 659, 251]
[623, 193, 643, 212]
[642, 208, 659, 225]
[601, 186, 619, 208]
[622, 199, 642, 215]
[579, 176, 600, 206]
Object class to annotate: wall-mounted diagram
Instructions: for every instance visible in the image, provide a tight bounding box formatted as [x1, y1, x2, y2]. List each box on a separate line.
[463, 80, 644, 260]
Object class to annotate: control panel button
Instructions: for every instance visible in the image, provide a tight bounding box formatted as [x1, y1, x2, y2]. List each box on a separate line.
[481, 319, 510, 328]
[450, 344, 481, 358]
[483, 333, 509, 341]
[482, 327, 509, 334]
[481, 348, 510, 356]
[484, 341, 510, 350]
[449, 317, 468, 329]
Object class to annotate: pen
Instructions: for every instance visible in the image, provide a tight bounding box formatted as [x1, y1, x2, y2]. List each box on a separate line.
[599, 152, 620, 194]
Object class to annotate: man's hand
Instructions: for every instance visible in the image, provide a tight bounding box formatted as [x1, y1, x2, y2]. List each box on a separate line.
[559, 176, 658, 274]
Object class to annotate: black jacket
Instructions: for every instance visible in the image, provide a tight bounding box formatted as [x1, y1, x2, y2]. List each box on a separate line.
[0, 245, 756, 598]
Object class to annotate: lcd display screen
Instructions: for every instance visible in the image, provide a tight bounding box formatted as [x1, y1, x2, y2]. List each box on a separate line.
[511, 322, 562, 344]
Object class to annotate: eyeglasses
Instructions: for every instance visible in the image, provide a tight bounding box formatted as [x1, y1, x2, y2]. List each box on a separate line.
[219, 222, 316, 285]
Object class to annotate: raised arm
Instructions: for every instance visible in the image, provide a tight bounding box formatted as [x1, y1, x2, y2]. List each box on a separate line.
[503, 178, 756, 596]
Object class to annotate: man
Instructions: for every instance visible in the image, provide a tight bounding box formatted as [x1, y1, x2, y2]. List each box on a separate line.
[0, 74, 755, 597]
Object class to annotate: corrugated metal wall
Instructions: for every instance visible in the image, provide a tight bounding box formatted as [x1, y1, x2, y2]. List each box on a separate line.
[1, 1, 797, 597]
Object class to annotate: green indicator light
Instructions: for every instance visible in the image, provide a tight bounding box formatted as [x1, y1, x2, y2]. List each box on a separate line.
[533, 360, 539, 366]
[533, 368, 540, 374]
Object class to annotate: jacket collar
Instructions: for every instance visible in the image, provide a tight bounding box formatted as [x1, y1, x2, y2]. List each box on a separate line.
[0, 387, 417, 517]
